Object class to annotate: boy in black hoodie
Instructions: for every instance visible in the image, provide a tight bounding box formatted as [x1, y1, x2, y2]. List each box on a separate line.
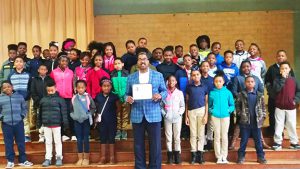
[31, 64, 54, 142]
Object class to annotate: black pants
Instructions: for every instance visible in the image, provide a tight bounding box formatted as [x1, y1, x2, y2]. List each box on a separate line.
[268, 97, 275, 136]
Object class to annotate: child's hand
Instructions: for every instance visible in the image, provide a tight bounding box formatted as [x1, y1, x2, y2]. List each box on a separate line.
[202, 116, 208, 125]
[126, 96, 134, 104]
[280, 71, 289, 78]
[185, 117, 190, 126]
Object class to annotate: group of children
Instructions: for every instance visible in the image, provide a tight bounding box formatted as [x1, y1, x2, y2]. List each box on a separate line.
[0, 35, 299, 168]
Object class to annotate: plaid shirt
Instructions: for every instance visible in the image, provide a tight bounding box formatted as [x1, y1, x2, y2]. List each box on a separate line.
[126, 69, 167, 123]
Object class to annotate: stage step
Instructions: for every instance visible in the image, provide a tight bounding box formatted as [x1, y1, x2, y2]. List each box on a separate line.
[0, 148, 299, 164]
[0, 137, 296, 153]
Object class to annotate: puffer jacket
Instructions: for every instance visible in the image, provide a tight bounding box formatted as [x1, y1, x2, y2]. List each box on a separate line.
[236, 91, 266, 128]
[0, 92, 27, 126]
[37, 92, 68, 128]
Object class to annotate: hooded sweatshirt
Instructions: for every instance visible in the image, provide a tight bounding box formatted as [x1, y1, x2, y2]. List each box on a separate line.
[217, 62, 239, 87]
[246, 57, 266, 83]
[208, 86, 235, 118]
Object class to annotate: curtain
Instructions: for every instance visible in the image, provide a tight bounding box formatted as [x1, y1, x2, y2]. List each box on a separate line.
[0, 0, 94, 63]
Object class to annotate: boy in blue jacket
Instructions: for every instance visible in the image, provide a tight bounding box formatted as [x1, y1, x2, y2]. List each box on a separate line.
[0, 80, 33, 169]
[217, 50, 239, 90]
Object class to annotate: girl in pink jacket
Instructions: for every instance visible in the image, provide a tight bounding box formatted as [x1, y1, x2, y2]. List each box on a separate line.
[50, 55, 75, 141]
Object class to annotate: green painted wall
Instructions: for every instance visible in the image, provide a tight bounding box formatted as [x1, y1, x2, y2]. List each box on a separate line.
[94, 0, 300, 79]
[94, 0, 296, 15]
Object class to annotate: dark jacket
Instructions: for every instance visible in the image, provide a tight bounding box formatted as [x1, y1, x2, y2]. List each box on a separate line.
[156, 62, 180, 80]
[68, 59, 81, 72]
[236, 91, 266, 128]
[232, 74, 264, 98]
[121, 52, 137, 71]
[30, 75, 54, 108]
[44, 59, 59, 74]
[0, 92, 27, 126]
[273, 76, 300, 110]
[38, 92, 68, 128]
[265, 63, 295, 99]
[26, 57, 44, 78]
[175, 68, 189, 96]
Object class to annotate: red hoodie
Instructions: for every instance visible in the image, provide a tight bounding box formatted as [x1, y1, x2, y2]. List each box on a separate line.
[275, 77, 300, 110]
[86, 68, 110, 99]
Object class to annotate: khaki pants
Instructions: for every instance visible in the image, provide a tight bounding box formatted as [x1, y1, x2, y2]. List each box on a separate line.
[164, 119, 182, 152]
[274, 108, 299, 145]
[212, 116, 230, 159]
[117, 102, 131, 130]
[189, 107, 206, 152]
[24, 101, 31, 137]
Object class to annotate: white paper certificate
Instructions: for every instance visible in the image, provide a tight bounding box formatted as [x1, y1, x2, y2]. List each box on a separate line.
[132, 84, 152, 100]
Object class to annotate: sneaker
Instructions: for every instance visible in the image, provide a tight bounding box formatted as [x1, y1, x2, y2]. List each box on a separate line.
[216, 158, 223, 164]
[62, 135, 70, 142]
[5, 161, 14, 169]
[25, 136, 31, 143]
[18, 160, 33, 167]
[222, 157, 229, 164]
[115, 130, 121, 140]
[56, 157, 63, 166]
[71, 136, 77, 141]
[42, 159, 51, 167]
[237, 156, 245, 164]
[272, 143, 282, 151]
[121, 130, 127, 140]
[290, 144, 300, 150]
[38, 137, 45, 143]
[257, 158, 267, 164]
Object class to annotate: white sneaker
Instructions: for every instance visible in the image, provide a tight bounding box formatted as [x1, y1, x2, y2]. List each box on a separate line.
[62, 135, 70, 142]
[6, 161, 14, 169]
[38, 137, 45, 143]
[18, 160, 33, 167]
[216, 158, 223, 164]
[222, 157, 229, 164]
[71, 136, 77, 141]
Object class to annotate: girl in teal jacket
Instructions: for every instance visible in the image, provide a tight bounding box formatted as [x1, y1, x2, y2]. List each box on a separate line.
[208, 73, 235, 164]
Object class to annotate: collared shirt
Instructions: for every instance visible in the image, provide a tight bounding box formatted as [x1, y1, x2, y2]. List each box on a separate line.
[247, 91, 257, 128]
[186, 83, 208, 110]
[139, 68, 150, 83]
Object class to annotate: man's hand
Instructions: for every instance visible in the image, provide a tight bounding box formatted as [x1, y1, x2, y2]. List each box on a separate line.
[152, 93, 162, 102]
[126, 96, 134, 104]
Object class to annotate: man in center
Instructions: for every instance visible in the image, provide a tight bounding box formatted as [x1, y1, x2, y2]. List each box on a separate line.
[126, 52, 167, 169]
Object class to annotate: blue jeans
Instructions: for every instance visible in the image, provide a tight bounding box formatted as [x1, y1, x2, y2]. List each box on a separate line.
[132, 117, 161, 169]
[2, 121, 27, 163]
[74, 120, 90, 153]
[238, 126, 265, 159]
